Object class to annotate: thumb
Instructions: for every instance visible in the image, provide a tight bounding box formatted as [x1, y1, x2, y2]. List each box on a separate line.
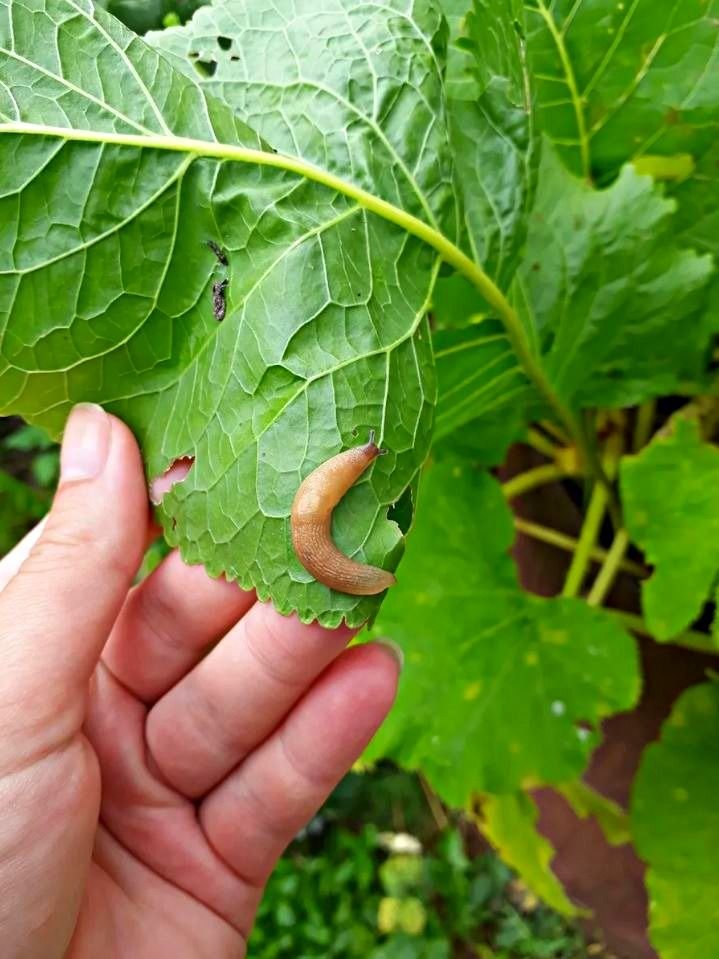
[0, 404, 149, 712]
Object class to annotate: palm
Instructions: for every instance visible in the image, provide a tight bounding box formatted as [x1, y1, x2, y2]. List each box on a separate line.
[67, 666, 251, 959]
[61, 554, 397, 959]
[72, 833, 242, 959]
[0, 416, 398, 959]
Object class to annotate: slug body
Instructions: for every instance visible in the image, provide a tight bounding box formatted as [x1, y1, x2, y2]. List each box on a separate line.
[291, 432, 397, 595]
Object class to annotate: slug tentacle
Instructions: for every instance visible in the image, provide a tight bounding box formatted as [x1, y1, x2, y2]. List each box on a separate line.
[290, 432, 397, 596]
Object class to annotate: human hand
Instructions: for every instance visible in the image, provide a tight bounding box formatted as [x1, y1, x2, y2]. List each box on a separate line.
[0, 405, 401, 959]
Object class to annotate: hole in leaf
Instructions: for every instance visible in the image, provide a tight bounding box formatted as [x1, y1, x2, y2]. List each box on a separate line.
[150, 456, 195, 505]
[388, 485, 414, 536]
[193, 59, 217, 78]
[217, 35, 232, 50]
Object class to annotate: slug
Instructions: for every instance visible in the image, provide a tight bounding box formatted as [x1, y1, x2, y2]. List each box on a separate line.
[291, 431, 397, 595]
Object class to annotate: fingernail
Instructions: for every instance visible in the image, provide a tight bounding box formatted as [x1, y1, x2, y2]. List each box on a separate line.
[377, 639, 404, 672]
[60, 404, 111, 483]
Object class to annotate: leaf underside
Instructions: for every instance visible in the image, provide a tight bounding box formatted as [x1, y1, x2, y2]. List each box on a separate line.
[0, 0, 459, 625]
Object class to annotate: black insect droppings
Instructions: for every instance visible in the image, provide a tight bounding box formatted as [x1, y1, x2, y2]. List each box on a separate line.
[207, 239, 228, 266]
[213, 279, 229, 322]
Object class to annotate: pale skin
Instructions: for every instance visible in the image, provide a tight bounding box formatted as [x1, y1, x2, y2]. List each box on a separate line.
[0, 404, 401, 959]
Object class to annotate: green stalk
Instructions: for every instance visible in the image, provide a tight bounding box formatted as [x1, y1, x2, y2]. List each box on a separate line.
[608, 610, 719, 657]
[0, 121, 603, 495]
[526, 427, 560, 458]
[586, 529, 630, 606]
[562, 430, 623, 598]
[502, 464, 572, 501]
[633, 399, 656, 451]
[561, 478, 610, 598]
[514, 518, 645, 577]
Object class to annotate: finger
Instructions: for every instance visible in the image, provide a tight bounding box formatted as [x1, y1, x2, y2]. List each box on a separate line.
[0, 516, 46, 593]
[150, 456, 194, 504]
[146, 603, 355, 798]
[199, 643, 400, 896]
[102, 550, 256, 702]
[83, 663, 258, 932]
[0, 405, 148, 747]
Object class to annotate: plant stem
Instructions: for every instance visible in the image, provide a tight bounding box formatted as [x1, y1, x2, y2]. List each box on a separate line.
[1, 121, 606, 498]
[514, 518, 645, 577]
[502, 464, 572, 501]
[526, 427, 559, 458]
[540, 420, 571, 445]
[632, 399, 656, 451]
[586, 529, 630, 606]
[608, 610, 719, 656]
[561, 431, 623, 598]
[418, 773, 449, 832]
[561, 480, 610, 598]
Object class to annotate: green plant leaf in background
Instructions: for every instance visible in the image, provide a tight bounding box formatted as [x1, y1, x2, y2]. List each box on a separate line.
[94, 0, 208, 34]
[366, 461, 641, 799]
[433, 323, 534, 440]
[525, 0, 719, 181]
[478, 791, 579, 917]
[440, 0, 537, 290]
[0, 0, 458, 626]
[514, 142, 714, 409]
[0, 468, 47, 553]
[620, 416, 719, 641]
[632, 681, 719, 959]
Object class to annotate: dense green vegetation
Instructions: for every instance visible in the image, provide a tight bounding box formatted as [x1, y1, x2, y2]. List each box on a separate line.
[0, 1, 717, 955]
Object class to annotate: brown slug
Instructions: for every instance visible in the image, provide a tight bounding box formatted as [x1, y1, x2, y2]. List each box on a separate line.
[291, 431, 397, 595]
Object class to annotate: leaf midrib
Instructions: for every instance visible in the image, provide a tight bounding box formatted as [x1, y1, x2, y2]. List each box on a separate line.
[0, 121, 500, 313]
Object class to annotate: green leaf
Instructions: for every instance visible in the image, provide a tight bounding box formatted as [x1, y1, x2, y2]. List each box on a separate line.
[433, 323, 533, 440]
[0, 468, 47, 553]
[557, 780, 630, 847]
[620, 417, 719, 641]
[673, 141, 719, 260]
[0, 0, 458, 626]
[525, 0, 719, 180]
[431, 406, 526, 468]
[366, 461, 640, 798]
[478, 791, 579, 917]
[441, 0, 538, 289]
[514, 142, 714, 409]
[147, 0, 457, 238]
[632, 681, 719, 959]
[94, 0, 166, 33]
[95, 0, 208, 34]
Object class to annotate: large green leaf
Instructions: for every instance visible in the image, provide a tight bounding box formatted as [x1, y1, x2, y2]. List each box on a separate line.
[514, 142, 714, 409]
[440, 0, 537, 289]
[632, 681, 719, 959]
[154, 0, 542, 457]
[525, 0, 719, 180]
[433, 322, 534, 440]
[0, 0, 457, 626]
[620, 417, 719, 641]
[366, 460, 640, 799]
